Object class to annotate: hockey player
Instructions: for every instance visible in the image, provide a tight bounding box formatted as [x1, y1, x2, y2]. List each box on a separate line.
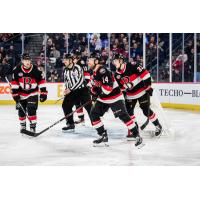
[113, 54, 162, 136]
[11, 53, 48, 133]
[62, 53, 92, 132]
[88, 52, 143, 147]
[71, 49, 92, 124]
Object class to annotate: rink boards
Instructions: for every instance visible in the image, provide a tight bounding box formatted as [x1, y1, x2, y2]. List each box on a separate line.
[0, 82, 200, 110]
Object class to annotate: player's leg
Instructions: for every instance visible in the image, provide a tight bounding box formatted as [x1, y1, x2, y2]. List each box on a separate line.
[139, 93, 162, 136]
[18, 99, 27, 133]
[125, 98, 138, 136]
[110, 100, 143, 146]
[79, 87, 92, 122]
[27, 95, 38, 133]
[90, 101, 109, 145]
[62, 93, 75, 132]
[75, 102, 84, 124]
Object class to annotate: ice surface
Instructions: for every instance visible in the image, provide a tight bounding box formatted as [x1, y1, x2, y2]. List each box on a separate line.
[0, 105, 200, 166]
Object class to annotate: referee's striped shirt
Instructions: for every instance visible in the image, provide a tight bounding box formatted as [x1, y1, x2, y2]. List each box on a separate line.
[64, 64, 85, 91]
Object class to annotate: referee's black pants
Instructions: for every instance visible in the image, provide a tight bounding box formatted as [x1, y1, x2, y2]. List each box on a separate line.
[62, 87, 92, 125]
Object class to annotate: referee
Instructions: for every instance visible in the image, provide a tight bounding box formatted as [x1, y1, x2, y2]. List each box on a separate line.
[62, 54, 92, 132]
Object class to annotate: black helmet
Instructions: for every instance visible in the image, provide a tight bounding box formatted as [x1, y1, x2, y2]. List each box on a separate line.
[112, 53, 125, 61]
[71, 49, 81, 58]
[89, 52, 101, 61]
[64, 53, 73, 60]
[21, 53, 31, 60]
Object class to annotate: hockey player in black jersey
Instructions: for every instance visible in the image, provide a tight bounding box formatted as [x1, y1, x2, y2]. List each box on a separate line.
[113, 54, 162, 136]
[71, 49, 92, 125]
[62, 53, 92, 132]
[88, 52, 143, 147]
[11, 53, 48, 133]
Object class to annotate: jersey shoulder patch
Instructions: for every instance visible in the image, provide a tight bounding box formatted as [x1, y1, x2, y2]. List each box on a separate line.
[115, 74, 121, 80]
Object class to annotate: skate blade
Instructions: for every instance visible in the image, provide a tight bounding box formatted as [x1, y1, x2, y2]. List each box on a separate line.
[93, 142, 109, 147]
[21, 133, 34, 139]
[75, 121, 85, 126]
[126, 137, 136, 141]
[137, 143, 145, 149]
[62, 129, 75, 133]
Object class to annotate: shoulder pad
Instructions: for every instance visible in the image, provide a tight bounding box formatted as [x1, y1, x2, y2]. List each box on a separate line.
[99, 67, 106, 74]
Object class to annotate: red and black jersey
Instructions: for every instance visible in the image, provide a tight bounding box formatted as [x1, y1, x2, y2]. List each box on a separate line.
[11, 64, 47, 100]
[115, 62, 151, 99]
[91, 65, 124, 104]
[77, 60, 92, 86]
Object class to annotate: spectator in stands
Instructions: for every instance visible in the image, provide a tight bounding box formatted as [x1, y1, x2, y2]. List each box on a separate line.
[52, 46, 60, 59]
[0, 47, 6, 58]
[172, 54, 185, 82]
[90, 33, 102, 51]
[47, 68, 59, 82]
[0, 52, 3, 63]
[7, 45, 17, 66]
[131, 43, 142, 59]
[146, 42, 157, 70]
[0, 58, 12, 81]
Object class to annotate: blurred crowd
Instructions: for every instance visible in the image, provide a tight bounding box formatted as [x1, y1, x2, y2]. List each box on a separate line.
[0, 33, 200, 83]
[0, 34, 22, 81]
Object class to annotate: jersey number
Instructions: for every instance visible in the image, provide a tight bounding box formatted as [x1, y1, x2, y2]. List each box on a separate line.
[103, 76, 109, 83]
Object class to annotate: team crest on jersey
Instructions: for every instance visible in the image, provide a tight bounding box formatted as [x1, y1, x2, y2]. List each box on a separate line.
[18, 72, 23, 77]
[99, 68, 106, 74]
[116, 75, 121, 79]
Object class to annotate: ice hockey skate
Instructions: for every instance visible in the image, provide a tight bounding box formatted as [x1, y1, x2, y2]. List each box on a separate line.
[62, 124, 75, 133]
[155, 124, 162, 137]
[93, 131, 109, 147]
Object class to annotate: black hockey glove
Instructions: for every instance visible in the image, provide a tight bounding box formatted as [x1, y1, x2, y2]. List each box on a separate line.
[13, 94, 20, 103]
[91, 94, 98, 102]
[91, 86, 100, 102]
[40, 88, 48, 102]
[146, 87, 153, 96]
[12, 94, 20, 110]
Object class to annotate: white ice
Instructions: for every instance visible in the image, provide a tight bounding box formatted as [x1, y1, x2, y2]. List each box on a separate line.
[0, 105, 200, 166]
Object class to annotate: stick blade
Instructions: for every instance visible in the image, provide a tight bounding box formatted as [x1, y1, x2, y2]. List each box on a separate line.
[21, 129, 36, 137]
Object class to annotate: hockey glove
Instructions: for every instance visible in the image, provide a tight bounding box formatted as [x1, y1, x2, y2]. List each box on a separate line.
[91, 86, 100, 101]
[12, 94, 20, 110]
[40, 88, 48, 102]
[145, 86, 153, 96]
[12, 93, 20, 103]
[92, 94, 98, 102]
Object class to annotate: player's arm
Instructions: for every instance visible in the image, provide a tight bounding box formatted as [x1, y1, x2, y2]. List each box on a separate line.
[10, 68, 20, 103]
[135, 64, 152, 95]
[114, 72, 126, 91]
[35, 67, 48, 102]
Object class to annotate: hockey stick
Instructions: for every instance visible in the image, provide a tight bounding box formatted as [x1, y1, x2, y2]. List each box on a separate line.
[140, 92, 150, 130]
[54, 97, 64, 104]
[5, 76, 33, 125]
[21, 100, 92, 137]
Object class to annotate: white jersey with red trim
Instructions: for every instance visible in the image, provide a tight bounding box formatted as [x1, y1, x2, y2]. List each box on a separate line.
[115, 62, 151, 100]
[91, 65, 124, 104]
[11, 64, 47, 100]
